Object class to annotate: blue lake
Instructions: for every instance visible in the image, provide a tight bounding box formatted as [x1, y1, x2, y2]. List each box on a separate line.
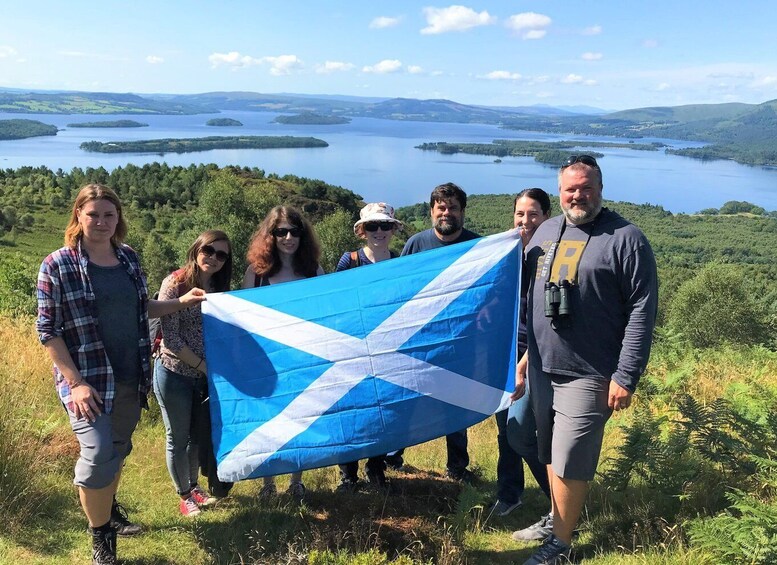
[2, 110, 776, 213]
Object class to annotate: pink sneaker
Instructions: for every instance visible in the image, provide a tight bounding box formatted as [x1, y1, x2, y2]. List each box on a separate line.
[179, 495, 201, 517]
[190, 485, 217, 507]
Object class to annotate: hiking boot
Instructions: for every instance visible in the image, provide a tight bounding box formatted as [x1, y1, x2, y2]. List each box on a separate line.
[179, 495, 201, 517]
[91, 525, 118, 565]
[492, 498, 522, 517]
[287, 481, 306, 502]
[522, 533, 571, 565]
[336, 478, 359, 493]
[512, 513, 553, 542]
[190, 485, 217, 507]
[366, 468, 388, 490]
[258, 483, 277, 499]
[445, 468, 477, 484]
[110, 499, 143, 536]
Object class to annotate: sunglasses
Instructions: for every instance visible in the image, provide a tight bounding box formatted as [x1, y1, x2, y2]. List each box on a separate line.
[363, 222, 395, 232]
[272, 227, 303, 238]
[199, 244, 229, 262]
[562, 155, 600, 169]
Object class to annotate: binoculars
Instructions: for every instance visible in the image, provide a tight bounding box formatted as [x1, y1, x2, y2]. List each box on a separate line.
[544, 280, 571, 319]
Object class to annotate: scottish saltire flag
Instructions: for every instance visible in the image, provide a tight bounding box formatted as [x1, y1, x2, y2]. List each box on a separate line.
[202, 229, 522, 482]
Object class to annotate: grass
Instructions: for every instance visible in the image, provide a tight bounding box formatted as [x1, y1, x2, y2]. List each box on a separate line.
[2, 316, 775, 564]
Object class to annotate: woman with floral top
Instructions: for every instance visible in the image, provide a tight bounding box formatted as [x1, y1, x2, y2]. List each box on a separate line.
[154, 230, 233, 517]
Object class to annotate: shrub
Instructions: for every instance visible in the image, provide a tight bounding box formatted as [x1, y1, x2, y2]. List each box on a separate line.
[667, 262, 770, 348]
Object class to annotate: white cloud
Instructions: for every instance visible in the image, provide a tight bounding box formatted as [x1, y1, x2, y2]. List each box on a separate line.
[407, 65, 424, 74]
[0, 45, 17, 58]
[582, 25, 602, 35]
[370, 15, 401, 29]
[420, 6, 496, 35]
[146, 55, 164, 64]
[642, 39, 659, 48]
[656, 82, 671, 91]
[208, 51, 262, 68]
[581, 52, 602, 61]
[751, 76, 777, 88]
[362, 59, 402, 74]
[208, 51, 302, 75]
[430, 70, 445, 77]
[530, 75, 550, 84]
[562, 74, 584, 84]
[506, 12, 551, 39]
[483, 70, 522, 80]
[316, 61, 355, 74]
[262, 54, 303, 76]
[584, 79, 598, 86]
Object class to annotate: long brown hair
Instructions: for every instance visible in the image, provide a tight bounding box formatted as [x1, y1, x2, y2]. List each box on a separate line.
[174, 230, 233, 293]
[64, 184, 128, 248]
[246, 206, 320, 279]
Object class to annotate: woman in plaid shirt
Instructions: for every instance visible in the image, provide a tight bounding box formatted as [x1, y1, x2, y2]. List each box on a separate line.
[36, 184, 205, 565]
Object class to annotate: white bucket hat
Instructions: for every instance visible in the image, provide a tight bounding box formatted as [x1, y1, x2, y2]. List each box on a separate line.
[353, 202, 404, 234]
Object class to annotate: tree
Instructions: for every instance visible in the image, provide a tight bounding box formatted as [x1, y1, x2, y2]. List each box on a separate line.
[315, 209, 361, 273]
[667, 262, 770, 348]
[194, 170, 282, 287]
[140, 233, 179, 293]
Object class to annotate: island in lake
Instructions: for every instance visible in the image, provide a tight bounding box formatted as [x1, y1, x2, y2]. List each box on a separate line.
[0, 119, 58, 140]
[206, 118, 243, 126]
[67, 120, 149, 128]
[416, 139, 664, 166]
[274, 112, 351, 125]
[79, 135, 329, 154]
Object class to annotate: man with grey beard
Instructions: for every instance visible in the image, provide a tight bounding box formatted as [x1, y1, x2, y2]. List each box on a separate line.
[398, 182, 480, 483]
[511, 156, 658, 564]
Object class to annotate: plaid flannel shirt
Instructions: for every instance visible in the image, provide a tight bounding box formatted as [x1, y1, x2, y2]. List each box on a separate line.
[36, 240, 152, 414]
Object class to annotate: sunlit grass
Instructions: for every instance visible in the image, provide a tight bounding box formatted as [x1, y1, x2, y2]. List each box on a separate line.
[3, 315, 774, 563]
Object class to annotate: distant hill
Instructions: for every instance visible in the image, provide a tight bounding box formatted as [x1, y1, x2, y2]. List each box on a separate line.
[0, 91, 206, 115]
[354, 97, 524, 123]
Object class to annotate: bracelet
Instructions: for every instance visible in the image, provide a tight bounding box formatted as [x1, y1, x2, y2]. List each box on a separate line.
[195, 359, 203, 370]
[71, 380, 86, 388]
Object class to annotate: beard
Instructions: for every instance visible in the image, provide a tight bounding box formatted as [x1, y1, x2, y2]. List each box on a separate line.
[434, 216, 461, 235]
[561, 199, 602, 225]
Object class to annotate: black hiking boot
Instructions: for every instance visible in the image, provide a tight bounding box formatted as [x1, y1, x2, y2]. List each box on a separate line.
[110, 498, 143, 536]
[91, 525, 118, 565]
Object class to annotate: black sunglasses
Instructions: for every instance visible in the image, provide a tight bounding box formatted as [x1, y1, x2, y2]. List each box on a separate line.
[199, 244, 229, 262]
[562, 155, 600, 169]
[363, 222, 395, 232]
[272, 227, 303, 238]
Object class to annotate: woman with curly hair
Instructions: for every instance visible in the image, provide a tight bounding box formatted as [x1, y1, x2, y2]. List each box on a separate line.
[242, 205, 323, 500]
[154, 230, 233, 517]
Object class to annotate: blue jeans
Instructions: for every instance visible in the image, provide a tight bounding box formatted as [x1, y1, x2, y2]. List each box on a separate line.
[153, 361, 207, 495]
[504, 376, 551, 501]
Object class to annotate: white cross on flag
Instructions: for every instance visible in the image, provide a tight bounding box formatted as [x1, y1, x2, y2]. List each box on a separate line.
[202, 229, 522, 482]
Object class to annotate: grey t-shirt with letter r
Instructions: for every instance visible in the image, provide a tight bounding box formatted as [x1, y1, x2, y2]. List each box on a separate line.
[525, 208, 658, 392]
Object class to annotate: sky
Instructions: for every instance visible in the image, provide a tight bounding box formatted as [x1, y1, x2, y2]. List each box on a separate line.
[2, 1, 777, 111]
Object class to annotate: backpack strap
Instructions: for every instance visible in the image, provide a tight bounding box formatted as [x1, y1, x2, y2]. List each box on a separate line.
[349, 250, 360, 269]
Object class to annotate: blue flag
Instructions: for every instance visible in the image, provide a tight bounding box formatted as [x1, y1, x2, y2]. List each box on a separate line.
[202, 229, 522, 482]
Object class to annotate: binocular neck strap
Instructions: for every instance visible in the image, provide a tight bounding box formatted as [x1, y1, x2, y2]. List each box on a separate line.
[541, 214, 600, 285]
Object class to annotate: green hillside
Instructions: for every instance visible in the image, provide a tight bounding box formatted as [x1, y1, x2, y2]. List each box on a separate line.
[1, 164, 776, 564]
